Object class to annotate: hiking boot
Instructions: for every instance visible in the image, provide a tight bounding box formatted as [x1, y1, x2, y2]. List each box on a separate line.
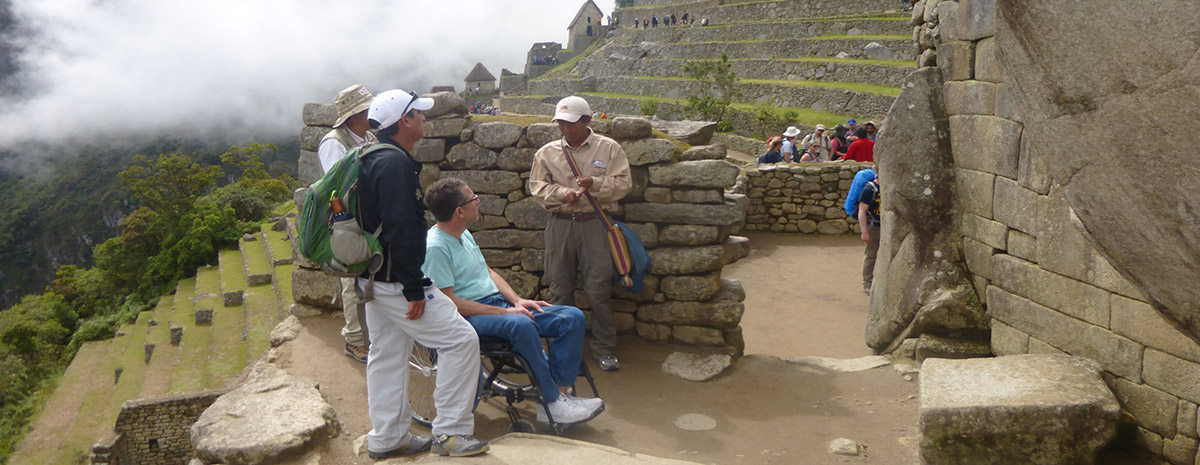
[367, 435, 432, 459]
[537, 395, 603, 424]
[432, 434, 489, 457]
[596, 353, 620, 371]
[566, 393, 604, 412]
[345, 343, 368, 364]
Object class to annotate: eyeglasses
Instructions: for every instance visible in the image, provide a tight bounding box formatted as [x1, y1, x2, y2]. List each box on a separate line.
[458, 195, 480, 207]
[400, 90, 420, 118]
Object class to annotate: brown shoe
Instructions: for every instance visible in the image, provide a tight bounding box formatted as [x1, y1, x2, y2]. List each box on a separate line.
[345, 343, 368, 363]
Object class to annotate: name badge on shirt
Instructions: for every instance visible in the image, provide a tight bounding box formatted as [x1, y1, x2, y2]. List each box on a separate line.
[591, 160, 608, 169]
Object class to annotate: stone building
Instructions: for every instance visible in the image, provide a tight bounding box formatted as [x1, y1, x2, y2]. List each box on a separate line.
[463, 62, 496, 95]
[567, 0, 604, 52]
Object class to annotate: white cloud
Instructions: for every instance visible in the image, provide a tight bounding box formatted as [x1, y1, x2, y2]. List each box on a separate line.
[0, 0, 615, 149]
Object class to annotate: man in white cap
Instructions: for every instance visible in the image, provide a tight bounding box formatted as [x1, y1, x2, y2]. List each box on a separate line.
[799, 124, 832, 162]
[781, 126, 801, 162]
[529, 95, 632, 372]
[318, 84, 377, 364]
[357, 89, 489, 458]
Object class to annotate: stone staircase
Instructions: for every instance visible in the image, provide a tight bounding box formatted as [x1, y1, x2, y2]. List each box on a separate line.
[504, 0, 916, 135]
[9, 217, 297, 465]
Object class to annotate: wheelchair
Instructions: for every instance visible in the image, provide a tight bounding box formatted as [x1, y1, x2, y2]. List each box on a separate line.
[407, 335, 602, 434]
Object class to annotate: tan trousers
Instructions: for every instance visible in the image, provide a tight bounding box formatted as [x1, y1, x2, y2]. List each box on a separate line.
[544, 216, 617, 355]
[341, 277, 366, 346]
[863, 224, 881, 290]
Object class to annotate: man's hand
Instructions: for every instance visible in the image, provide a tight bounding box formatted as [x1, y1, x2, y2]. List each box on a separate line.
[407, 299, 426, 320]
[514, 298, 550, 314]
[564, 190, 580, 206]
[504, 306, 536, 321]
[576, 176, 594, 191]
[861, 230, 871, 243]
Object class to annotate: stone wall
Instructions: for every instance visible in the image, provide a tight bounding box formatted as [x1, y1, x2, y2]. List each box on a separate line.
[733, 163, 871, 234]
[573, 56, 914, 87]
[90, 388, 228, 465]
[618, 17, 911, 44]
[615, 0, 900, 25]
[293, 99, 750, 355]
[600, 37, 915, 62]
[905, 0, 1200, 462]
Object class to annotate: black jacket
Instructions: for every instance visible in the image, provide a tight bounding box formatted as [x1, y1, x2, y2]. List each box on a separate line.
[357, 136, 432, 301]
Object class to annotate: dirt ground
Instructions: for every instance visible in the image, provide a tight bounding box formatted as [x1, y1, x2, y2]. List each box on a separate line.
[278, 232, 1158, 464]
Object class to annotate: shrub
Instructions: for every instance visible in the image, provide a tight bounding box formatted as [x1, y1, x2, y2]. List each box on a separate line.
[640, 99, 660, 117]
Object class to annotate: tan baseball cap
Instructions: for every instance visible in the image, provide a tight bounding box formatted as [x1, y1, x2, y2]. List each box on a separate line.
[333, 84, 373, 128]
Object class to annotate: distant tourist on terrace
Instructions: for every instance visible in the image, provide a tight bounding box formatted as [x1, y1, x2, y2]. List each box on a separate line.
[864, 121, 879, 140]
[758, 136, 785, 165]
[781, 126, 801, 163]
[831, 125, 850, 160]
[841, 127, 875, 163]
[799, 124, 832, 162]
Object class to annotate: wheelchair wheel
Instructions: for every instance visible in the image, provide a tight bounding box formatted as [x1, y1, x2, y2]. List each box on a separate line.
[408, 343, 437, 428]
[509, 419, 537, 434]
[480, 355, 535, 393]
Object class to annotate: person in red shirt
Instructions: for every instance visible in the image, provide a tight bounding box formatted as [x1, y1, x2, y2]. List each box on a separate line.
[841, 127, 875, 162]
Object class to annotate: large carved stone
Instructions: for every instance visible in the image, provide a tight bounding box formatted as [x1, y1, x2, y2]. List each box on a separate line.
[291, 267, 341, 310]
[504, 197, 549, 230]
[191, 362, 339, 465]
[648, 160, 740, 188]
[867, 67, 988, 353]
[438, 170, 523, 194]
[498, 147, 535, 172]
[423, 91, 468, 119]
[647, 246, 726, 275]
[608, 117, 653, 140]
[624, 202, 745, 226]
[996, 0, 1200, 343]
[445, 142, 498, 170]
[637, 301, 744, 329]
[650, 120, 717, 145]
[413, 138, 446, 163]
[302, 103, 336, 126]
[521, 123, 560, 149]
[621, 138, 676, 166]
[474, 122, 524, 149]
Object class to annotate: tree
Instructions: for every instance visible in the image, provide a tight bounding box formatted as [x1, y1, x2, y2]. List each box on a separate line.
[682, 53, 740, 126]
[119, 153, 221, 222]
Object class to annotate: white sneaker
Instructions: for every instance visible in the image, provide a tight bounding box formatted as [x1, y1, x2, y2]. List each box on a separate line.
[566, 393, 604, 412]
[536, 395, 601, 424]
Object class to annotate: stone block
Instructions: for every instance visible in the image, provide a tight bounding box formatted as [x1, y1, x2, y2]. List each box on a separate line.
[949, 115, 1021, 179]
[961, 213, 1007, 249]
[300, 126, 325, 152]
[990, 319, 1029, 356]
[673, 326, 725, 346]
[659, 225, 721, 246]
[915, 334, 991, 362]
[613, 275, 658, 303]
[222, 291, 243, 307]
[638, 302, 744, 330]
[637, 322, 672, 341]
[975, 37, 1000, 83]
[919, 355, 1119, 465]
[1111, 377, 1179, 438]
[438, 170, 523, 194]
[621, 138, 676, 166]
[936, 0, 960, 41]
[474, 122, 523, 149]
[648, 160, 740, 189]
[816, 219, 849, 235]
[519, 248, 543, 272]
[958, 0, 996, 40]
[473, 229, 543, 249]
[418, 164, 440, 191]
[144, 343, 155, 363]
[647, 246, 725, 275]
[711, 279, 746, 303]
[624, 202, 745, 226]
[302, 103, 337, 126]
[1144, 349, 1200, 405]
[993, 177, 1039, 234]
[170, 326, 183, 345]
[1036, 189, 1145, 299]
[615, 312, 635, 334]
[195, 309, 214, 326]
[1006, 230, 1037, 262]
[991, 254, 1111, 327]
[503, 197, 549, 230]
[497, 147, 535, 172]
[291, 267, 342, 310]
[423, 117, 468, 138]
[413, 138, 446, 163]
[609, 117, 653, 140]
[936, 40, 975, 81]
[1027, 336, 1067, 356]
[445, 142, 498, 170]
[662, 352, 732, 382]
[1110, 295, 1200, 365]
[644, 187, 671, 203]
[987, 286, 1141, 381]
[944, 81, 997, 116]
[672, 189, 723, 204]
[1135, 427, 1165, 457]
[481, 249, 520, 268]
[680, 145, 727, 161]
[1164, 433, 1198, 465]
[962, 237, 994, 279]
[622, 222, 658, 248]
[494, 270, 538, 299]
[661, 272, 722, 301]
[521, 123, 559, 149]
[1181, 399, 1198, 438]
[298, 150, 322, 185]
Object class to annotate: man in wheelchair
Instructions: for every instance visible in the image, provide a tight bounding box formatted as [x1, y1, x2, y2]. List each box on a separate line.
[422, 178, 606, 426]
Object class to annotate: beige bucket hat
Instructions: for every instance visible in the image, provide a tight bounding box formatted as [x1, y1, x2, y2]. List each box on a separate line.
[333, 84, 373, 128]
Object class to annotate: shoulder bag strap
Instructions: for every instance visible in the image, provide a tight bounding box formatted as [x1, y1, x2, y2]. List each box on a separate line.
[560, 142, 618, 234]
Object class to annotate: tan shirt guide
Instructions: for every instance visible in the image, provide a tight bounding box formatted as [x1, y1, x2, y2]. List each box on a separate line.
[529, 129, 632, 213]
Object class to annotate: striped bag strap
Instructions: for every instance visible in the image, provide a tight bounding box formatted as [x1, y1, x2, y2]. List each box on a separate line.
[559, 142, 617, 233]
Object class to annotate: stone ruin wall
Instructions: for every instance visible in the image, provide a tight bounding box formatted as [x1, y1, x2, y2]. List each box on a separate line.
[89, 388, 227, 465]
[295, 98, 750, 356]
[910, 0, 1200, 461]
[613, 0, 900, 25]
[733, 163, 873, 234]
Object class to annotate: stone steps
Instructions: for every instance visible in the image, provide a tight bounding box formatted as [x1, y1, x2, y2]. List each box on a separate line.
[219, 249, 247, 306]
[597, 36, 914, 61]
[575, 56, 914, 86]
[6, 339, 114, 465]
[240, 233, 275, 287]
[241, 284, 284, 364]
[169, 277, 211, 393]
[261, 221, 294, 266]
[136, 293, 177, 398]
[621, 16, 911, 43]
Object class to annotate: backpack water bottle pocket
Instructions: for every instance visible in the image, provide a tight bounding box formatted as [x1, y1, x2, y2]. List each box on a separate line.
[328, 219, 382, 275]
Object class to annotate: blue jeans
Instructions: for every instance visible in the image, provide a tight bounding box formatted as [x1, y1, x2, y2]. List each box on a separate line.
[466, 293, 586, 403]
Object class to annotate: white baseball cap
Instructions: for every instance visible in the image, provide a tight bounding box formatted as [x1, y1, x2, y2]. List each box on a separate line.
[368, 89, 435, 129]
[552, 96, 592, 123]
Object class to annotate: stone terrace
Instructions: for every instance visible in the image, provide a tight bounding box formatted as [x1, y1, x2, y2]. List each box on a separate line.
[505, 0, 915, 135]
[9, 222, 296, 465]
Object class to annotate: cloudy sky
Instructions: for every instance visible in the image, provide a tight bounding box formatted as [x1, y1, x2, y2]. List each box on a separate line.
[0, 0, 615, 149]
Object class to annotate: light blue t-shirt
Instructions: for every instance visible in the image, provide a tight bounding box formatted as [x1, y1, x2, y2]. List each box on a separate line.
[422, 227, 498, 302]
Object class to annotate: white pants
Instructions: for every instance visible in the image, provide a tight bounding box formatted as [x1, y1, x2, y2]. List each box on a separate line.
[362, 280, 480, 451]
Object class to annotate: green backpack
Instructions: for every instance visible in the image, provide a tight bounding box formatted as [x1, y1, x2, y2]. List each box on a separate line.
[298, 143, 394, 278]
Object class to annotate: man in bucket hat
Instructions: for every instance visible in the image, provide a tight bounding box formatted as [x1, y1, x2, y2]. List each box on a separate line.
[781, 126, 801, 162]
[529, 96, 632, 372]
[318, 84, 378, 364]
[358, 89, 489, 458]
